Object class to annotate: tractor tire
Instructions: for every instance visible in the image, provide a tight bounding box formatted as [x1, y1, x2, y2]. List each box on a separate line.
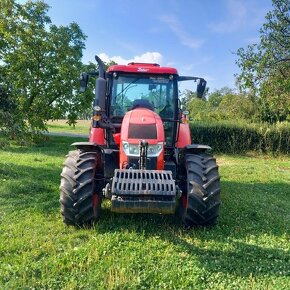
[59, 149, 103, 226]
[178, 152, 221, 227]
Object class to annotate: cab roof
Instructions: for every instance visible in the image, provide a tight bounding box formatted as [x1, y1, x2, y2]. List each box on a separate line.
[107, 62, 178, 75]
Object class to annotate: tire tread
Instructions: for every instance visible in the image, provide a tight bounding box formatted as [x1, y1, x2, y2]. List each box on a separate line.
[179, 152, 221, 227]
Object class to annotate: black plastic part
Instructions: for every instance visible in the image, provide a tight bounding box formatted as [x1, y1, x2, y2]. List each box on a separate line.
[95, 55, 105, 78]
[131, 99, 154, 111]
[96, 112, 116, 131]
[80, 73, 89, 92]
[128, 156, 157, 170]
[94, 77, 106, 113]
[177, 76, 207, 98]
[71, 142, 103, 151]
[93, 56, 106, 122]
[128, 124, 157, 139]
[103, 149, 119, 178]
[71, 143, 119, 179]
[196, 79, 207, 98]
[183, 144, 212, 153]
[139, 140, 148, 170]
[164, 160, 176, 179]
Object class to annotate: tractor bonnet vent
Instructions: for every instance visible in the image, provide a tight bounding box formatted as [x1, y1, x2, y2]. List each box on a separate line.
[128, 62, 160, 67]
[128, 124, 157, 139]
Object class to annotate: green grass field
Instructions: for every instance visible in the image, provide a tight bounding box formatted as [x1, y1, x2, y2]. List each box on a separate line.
[0, 136, 289, 289]
[47, 119, 90, 135]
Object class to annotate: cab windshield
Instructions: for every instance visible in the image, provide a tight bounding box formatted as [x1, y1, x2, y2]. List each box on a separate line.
[110, 74, 175, 120]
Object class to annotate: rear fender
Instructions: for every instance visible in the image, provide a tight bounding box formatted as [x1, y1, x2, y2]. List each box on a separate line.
[71, 142, 103, 152]
[71, 142, 119, 179]
[181, 144, 212, 154]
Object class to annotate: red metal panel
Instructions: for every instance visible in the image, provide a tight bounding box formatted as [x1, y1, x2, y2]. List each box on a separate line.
[107, 63, 178, 75]
[89, 127, 105, 145]
[176, 122, 191, 148]
[120, 108, 165, 170]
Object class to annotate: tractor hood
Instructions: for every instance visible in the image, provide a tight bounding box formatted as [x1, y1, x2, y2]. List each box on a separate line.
[120, 108, 165, 144]
[119, 107, 165, 170]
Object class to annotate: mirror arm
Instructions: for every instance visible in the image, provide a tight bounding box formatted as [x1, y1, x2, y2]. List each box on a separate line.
[178, 76, 205, 82]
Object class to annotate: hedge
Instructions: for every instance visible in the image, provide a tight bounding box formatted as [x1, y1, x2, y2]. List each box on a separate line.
[190, 121, 290, 154]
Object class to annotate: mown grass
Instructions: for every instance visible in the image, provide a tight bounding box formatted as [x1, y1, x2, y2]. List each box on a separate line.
[47, 119, 90, 135]
[0, 136, 289, 289]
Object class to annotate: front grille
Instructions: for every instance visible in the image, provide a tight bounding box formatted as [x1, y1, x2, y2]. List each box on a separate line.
[128, 124, 157, 139]
[111, 169, 176, 196]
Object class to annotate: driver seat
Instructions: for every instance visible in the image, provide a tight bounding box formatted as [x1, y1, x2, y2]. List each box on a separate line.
[131, 99, 154, 111]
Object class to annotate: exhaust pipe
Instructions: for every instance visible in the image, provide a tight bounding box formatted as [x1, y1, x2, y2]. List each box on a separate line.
[92, 55, 115, 130]
[93, 55, 106, 112]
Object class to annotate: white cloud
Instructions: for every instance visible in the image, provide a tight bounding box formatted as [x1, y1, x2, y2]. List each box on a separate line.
[159, 15, 203, 49]
[98, 52, 164, 65]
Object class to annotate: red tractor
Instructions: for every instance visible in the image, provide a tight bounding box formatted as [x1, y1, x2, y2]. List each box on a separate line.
[60, 56, 221, 228]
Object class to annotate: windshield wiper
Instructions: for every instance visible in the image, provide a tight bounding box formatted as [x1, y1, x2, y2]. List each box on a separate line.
[115, 78, 140, 99]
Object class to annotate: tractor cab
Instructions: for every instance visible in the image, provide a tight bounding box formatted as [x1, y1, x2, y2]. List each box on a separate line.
[107, 65, 177, 148]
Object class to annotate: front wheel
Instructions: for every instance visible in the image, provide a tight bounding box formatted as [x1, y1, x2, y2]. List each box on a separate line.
[59, 150, 103, 226]
[178, 152, 221, 227]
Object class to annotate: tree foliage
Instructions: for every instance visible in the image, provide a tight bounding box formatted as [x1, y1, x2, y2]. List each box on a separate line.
[0, 0, 86, 140]
[236, 0, 290, 122]
[183, 87, 258, 122]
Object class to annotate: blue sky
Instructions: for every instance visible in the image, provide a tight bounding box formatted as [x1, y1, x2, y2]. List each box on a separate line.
[20, 0, 272, 92]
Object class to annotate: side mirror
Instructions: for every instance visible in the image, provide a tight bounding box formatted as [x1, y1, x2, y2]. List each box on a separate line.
[80, 72, 89, 92]
[196, 78, 207, 98]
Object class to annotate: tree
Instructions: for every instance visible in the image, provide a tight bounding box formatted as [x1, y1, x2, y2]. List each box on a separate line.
[236, 0, 290, 122]
[180, 87, 209, 109]
[185, 86, 258, 122]
[183, 89, 211, 121]
[217, 93, 258, 121]
[0, 0, 86, 139]
[208, 87, 234, 108]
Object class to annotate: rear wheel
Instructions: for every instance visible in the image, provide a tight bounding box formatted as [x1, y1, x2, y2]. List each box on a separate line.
[60, 150, 103, 226]
[178, 152, 221, 227]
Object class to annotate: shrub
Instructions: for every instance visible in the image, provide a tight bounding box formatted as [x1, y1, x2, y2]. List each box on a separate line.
[190, 121, 290, 154]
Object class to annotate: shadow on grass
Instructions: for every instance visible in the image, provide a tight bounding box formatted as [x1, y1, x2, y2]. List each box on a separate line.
[1, 145, 289, 279]
[1, 158, 289, 237]
[169, 237, 289, 278]
[92, 180, 290, 279]
[1, 136, 87, 158]
[93, 207, 289, 278]
[95, 180, 290, 236]
[0, 162, 61, 215]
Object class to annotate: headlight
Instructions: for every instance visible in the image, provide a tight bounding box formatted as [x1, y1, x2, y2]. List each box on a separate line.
[122, 142, 163, 157]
